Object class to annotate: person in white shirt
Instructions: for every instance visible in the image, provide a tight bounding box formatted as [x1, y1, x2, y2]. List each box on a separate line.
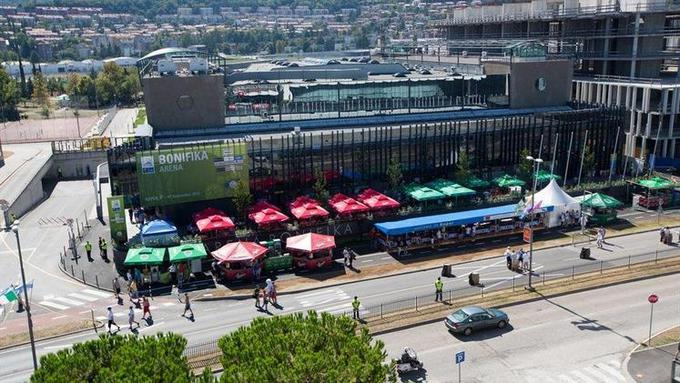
[128, 306, 139, 330]
[106, 307, 120, 334]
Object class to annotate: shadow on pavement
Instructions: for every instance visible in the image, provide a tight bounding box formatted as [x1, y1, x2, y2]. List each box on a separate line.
[450, 324, 514, 342]
[398, 367, 428, 382]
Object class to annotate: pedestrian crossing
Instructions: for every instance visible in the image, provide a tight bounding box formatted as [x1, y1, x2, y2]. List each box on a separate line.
[523, 359, 626, 383]
[38, 289, 111, 311]
[294, 288, 369, 316]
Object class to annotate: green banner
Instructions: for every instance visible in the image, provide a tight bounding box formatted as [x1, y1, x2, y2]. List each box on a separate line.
[107, 196, 128, 246]
[136, 142, 249, 206]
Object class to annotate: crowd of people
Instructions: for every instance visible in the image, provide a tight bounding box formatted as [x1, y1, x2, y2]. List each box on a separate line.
[253, 278, 278, 312]
[559, 210, 582, 227]
[504, 246, 530, 272]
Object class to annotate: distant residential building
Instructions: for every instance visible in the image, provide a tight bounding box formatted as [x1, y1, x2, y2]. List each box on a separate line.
[199, 7, 213, 17]
[177, 7, 192, 16]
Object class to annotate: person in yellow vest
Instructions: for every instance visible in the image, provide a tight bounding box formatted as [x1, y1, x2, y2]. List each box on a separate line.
[9, 213, 16, 225]
[84, 240, 93, 262]
[352, 296, 361, 320]
[435, 277, 444, 302]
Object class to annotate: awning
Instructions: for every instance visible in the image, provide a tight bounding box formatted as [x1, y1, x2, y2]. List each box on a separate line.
[329, 193, 370, 214]
[581, 193, 623, 209]
[168, 243, 208, 263]
[140, 220, 177, 236]
[636, 177, 674, 189]
[249, 200, 281, 213]
[289, 199, 330, 220]
[124, 247, 166, 266]
[375, 204, 554, 236]
[196, 215, 235, 233]
[426, 179, 476, 197]
[463, 176, 490, 189]
[535, 170, 562, 183]
[493, 174, 526, 188]
[286, 233, 336, 253]
[357, 188, 401, 211]
[248, 208, 289, 226]
[211, 242, 268, 264]
[404, 183, 445, 201]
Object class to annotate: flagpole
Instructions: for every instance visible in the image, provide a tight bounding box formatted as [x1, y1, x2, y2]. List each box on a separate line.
[577, 130, 589, 187]
[550, 133, 559, 175]
[563, 132, 574, 186]
[11, 222, 37, 371]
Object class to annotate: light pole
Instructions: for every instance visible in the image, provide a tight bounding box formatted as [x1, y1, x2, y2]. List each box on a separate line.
[526, 156, 543, 291]
[11, 220, 38, 370]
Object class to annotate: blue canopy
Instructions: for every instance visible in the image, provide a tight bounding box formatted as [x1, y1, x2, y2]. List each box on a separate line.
[374, 204, 553, 236]
[141, 220, 177, 236]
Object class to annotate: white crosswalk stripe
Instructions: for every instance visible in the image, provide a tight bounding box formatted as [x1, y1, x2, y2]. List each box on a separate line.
[38, 289, 112, 311]
[297, 288, 351, 308]
[523, 360, 626, 383]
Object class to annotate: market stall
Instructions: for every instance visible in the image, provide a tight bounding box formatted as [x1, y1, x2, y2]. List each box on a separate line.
[248, 208, 289, 228]
[357, 189, 401, 211]
[580, 193, 623, 225]
[286, 233, 336, 270]
[535, 170, 562, 184]
[211, 242, 268, 281]
[328, 193, 370, 217]
[427, 179, 476, 204]
[631, 177, 674, 209]
[493, 174, 526, 190]
[141, 220, 180, 247]
[523, 179, 580, 228]
[124, 247, 166, 284]
[168, 243, 208, 275]
[462, 176, 490, 190]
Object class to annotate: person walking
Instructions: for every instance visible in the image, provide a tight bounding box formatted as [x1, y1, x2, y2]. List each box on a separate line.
[434, 277, 443, 302]
[113, 277, 121, 300]
[128, 306, 139, 330]
[100, 238, 108, 260]
[129, 280, 138, 305]
[106, 307, 120, 334]
[596, 230, 604, 249]
[505, 247, 512, 270]
[517, 250, 524, 271]
[142, 296, 151, 320]
[343, 247, 350, 267]
[181, 293, 194, 318]
[168, 263, 177, 285]
[84, 240, 93, 262]
[349, 248, 356, 268]
[260, 288, 269, 312]
[253, 285, 261, 309]
[352, 296, 361, 320]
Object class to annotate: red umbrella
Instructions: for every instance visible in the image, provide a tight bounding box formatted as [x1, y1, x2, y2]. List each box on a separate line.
[357, 189, 401, 211]
[248, 208, 289, 226]
[211, 242, 268, 264]
[329, 193, 369, 215]
[290, 196, 319, 208]
[286, 233, 336, 253]
[192, 207, 226, 222]
[249, 200, 281, 213]
[196, 215, 235, 233]
[290, 203, 330, 220]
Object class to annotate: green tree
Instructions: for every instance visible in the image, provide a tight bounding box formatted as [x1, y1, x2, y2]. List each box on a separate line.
[218, 311, 396, 383]
[517, 148, 533, 182]
[454, 151, 472, 183]
[386, 157, 403, 191]
[312, 168, 329, 202]
[232, 180, 252, 220]
[31, 333, 198, 383]
[0, 67, 20, 121]
[31, 72, 50, 117]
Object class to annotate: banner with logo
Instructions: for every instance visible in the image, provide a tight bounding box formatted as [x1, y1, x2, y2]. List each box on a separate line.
[107, 196, 128, 246]
[136, 142, 249, 206]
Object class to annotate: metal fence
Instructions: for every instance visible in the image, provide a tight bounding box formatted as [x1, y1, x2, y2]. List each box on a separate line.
[181, 247, 680, 369]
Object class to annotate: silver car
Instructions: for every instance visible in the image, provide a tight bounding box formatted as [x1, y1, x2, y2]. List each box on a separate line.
[444, 306, 509, 336]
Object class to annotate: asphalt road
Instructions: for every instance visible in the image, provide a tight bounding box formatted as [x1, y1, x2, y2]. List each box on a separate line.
[1, 226, 678, 382]
[103, 108, 137, 138]
[376, 273, 680, 383]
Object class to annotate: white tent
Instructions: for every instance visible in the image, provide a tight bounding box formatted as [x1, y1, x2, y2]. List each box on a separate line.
[525, 179, 580, 227]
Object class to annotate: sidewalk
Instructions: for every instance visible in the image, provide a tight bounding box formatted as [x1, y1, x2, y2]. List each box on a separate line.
[628, 343, 679, 383]
[60, 218, 117, 291]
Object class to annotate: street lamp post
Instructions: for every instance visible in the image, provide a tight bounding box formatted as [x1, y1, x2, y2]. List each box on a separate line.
[526, 156, 543, 291]
[11, 221, 38, 371]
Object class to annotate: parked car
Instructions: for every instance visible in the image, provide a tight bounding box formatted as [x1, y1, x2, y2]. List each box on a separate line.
[444, 306, 508, 335]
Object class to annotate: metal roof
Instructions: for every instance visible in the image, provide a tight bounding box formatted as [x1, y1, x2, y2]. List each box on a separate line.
[138, 47, 202, 62]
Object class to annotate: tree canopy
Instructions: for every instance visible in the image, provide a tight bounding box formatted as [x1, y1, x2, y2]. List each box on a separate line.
[217, 311, 395, 383]
[31, 333, 194, 383]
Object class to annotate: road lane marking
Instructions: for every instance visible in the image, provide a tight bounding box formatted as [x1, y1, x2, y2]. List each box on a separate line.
[44, 344, 72, 350]
[52, 297, 84, 306]
[296, 289, 338, 299]
[51, 315, 67, 320]
[68, 293, 98, 302]
[83, 289, 110, 298]
[38, 301, 69, 310]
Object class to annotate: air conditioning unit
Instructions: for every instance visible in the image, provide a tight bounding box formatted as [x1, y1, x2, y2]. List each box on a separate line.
[481, 51, 487, 58]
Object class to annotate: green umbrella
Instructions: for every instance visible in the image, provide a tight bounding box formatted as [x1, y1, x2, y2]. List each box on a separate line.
[427, 179, 476, 197]
[404, 183, 445, 201]
[463, 176, 490, 189]
[124, 247, 166, 266]
[637, 177, 674, 189]
[493, 174, 526, 188]
[581, 193, 623, 209]
[535, 170, 562, 183]
[168, 243, 207, 263]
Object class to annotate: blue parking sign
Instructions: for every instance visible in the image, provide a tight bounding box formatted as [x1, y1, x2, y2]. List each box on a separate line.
[455, 351, 465, 364]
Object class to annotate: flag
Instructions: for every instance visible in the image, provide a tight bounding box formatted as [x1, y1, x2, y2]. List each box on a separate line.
[0, 289, 18, 305]
[13, 280, 33, 295]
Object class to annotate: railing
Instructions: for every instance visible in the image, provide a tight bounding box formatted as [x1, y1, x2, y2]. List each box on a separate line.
[181, 247, 680, 370]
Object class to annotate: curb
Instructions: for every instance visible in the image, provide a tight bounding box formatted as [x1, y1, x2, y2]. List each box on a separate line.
[369, 266, 680, 336]
[197, 224, 674, 302]
[622, 323, 680, 383]
[57, 256, 114, 293]
[0, 320, 105, 352]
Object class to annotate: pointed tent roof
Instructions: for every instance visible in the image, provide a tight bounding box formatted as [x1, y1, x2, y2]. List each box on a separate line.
[524, 179, 579, 208]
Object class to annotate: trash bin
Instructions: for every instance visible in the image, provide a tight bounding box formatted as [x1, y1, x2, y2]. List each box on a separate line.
[579, 247, 590, 259]
[441, 264, 451, 277]
[468, 272, 479, 286]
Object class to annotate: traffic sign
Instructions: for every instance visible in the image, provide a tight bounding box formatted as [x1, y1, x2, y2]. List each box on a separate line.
[648, 294, 659, 304]
[523, 227, 533, 243]
[455, 351, 465, 364]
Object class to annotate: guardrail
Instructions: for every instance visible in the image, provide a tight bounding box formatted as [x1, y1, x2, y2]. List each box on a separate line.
[182, 247, 680, 370]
